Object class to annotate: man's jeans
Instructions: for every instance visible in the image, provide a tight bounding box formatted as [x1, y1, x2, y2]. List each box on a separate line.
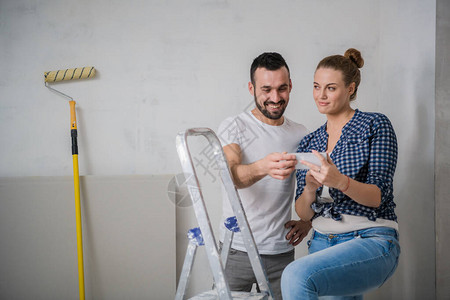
[220, 243, 294, 300]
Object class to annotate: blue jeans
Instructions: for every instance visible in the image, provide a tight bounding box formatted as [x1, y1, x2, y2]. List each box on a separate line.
[281, 227, 400, 300]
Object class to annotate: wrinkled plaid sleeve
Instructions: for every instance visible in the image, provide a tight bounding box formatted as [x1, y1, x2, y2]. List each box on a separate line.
[295, 135, 312, 200]
[366, 114, 398, 205]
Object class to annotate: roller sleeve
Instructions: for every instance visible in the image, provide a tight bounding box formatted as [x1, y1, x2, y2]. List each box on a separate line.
[44, 66, 95, 82]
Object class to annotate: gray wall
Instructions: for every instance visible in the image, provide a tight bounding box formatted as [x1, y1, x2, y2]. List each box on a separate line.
[0, 0, 441, 299]
[0, 175, 176, 300]
[435, 0, 450, 299]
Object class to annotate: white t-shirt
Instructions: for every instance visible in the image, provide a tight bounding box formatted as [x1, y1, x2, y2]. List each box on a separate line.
[218, 111, 308, 255]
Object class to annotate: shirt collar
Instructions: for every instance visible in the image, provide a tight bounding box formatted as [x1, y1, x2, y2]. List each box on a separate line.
[317, 123, 328, 151]
[318, 109, 360, 135]
[316, 109, 361, 152]
[341, 109, 361, 136]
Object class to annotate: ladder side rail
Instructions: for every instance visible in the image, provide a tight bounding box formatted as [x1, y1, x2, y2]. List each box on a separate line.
[201, 129, 274, 300]
[175, 242, 199, 300]
[176, 130, 232, 300]
[220, 167, 274, 299]
[220, 229, 234, 268]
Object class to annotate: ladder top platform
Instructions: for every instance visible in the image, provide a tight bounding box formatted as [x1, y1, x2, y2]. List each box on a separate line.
[189, 290, 268, 300]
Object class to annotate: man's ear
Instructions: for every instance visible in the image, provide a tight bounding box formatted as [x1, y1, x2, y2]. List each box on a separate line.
[248, 81, 255, 95]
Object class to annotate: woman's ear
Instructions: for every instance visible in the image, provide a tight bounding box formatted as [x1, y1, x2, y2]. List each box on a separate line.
[348, 82, 356, 96]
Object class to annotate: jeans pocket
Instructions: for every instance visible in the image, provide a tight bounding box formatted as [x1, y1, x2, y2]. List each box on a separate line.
[219, 241, 238, 255]
[380, 245, 400, 287]
[360, 234, 397, 256]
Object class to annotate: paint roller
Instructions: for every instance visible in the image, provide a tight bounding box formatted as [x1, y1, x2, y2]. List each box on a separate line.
[45, 66, 95, 300]
[45, 67, 95, 83]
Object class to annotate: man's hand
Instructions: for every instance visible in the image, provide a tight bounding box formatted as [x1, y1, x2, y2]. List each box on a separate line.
[224, 145, 297, 188]
[284, 220, 312, 246]
[260, 152, 297, 180]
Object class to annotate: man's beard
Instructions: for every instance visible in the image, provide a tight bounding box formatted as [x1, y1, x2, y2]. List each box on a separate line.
[254, 95, 286, 120]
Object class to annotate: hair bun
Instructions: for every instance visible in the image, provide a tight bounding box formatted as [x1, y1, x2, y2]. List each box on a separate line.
[344, 48, 364, 68]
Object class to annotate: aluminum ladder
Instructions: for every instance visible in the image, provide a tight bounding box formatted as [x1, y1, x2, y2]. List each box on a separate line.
[174, 128, 274, 300]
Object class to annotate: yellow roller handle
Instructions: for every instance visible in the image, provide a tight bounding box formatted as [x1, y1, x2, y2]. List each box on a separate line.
[73, 154, 85, 300]
[69, 100, 85, 300]
[44, 66, 95, 83]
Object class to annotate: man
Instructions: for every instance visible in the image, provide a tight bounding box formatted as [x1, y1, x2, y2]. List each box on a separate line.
[217, 52, 311, 299]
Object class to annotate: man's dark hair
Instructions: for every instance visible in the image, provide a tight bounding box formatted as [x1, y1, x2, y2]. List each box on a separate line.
[250, 52, 290, 85]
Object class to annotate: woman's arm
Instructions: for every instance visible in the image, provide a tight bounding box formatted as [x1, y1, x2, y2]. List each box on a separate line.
[295, 171, 322, 220]
[336, 174, 381, 208]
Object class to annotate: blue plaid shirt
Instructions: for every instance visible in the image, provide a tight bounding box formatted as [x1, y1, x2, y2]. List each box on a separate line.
[295, 109, 398, 222]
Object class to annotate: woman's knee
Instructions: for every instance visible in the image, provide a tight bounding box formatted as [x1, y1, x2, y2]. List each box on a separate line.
[281, 259, 318, 297]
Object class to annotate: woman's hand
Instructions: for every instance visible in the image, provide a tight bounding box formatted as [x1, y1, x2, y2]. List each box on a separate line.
[304, 169, 322, 192]
[300, 150, 348, 190]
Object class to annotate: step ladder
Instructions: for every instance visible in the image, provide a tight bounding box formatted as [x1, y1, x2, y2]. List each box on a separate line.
[174, 128, 274, 300]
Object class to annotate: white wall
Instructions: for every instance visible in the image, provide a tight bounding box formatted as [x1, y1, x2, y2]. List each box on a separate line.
[0, 0, 436, 299]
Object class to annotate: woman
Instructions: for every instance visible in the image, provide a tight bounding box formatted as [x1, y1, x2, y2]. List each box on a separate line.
[280, 48, 400, 300]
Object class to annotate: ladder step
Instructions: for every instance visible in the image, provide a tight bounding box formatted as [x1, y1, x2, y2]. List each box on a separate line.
[189, 290, 268, 300]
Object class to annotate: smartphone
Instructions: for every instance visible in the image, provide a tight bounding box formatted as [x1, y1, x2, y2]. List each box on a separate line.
[288, 152, 327, 170]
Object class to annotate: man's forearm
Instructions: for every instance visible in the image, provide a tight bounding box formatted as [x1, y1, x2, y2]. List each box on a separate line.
[230, 161, 266, 189]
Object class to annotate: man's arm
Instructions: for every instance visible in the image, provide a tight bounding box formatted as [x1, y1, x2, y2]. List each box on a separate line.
[223, 143, 297, 189]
